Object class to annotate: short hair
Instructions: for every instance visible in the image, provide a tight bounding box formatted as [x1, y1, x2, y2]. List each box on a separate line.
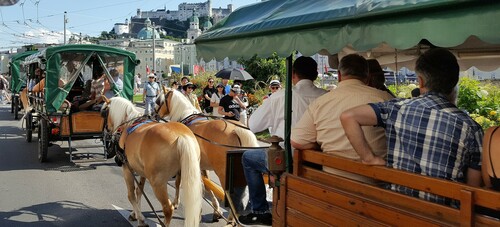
[181, 76, 189, 82]
[366, 59, 385, 89]
[293, 56, 318, 81]
[339, 54, 368, 79]
[415, 48, 459, 95]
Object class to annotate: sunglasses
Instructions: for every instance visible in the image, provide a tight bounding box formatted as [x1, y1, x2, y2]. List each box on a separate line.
[208, 81, 214, 83]
[270, 86, 280, 90]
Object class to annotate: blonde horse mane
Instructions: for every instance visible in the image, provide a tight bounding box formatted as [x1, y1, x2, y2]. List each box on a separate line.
[104, 96, 142, 131]
[160, 88, 201, 122]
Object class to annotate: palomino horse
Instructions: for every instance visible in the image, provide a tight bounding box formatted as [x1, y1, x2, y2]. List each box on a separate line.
[101, 96, 202, 227]
[155, 88, 260, 221]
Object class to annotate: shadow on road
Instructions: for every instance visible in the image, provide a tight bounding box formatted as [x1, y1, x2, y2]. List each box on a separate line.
[0, 105, 115, 172]
[0, 200, 130, 226]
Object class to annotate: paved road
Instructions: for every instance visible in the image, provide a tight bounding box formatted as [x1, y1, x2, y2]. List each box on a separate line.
[0, 103, 230, 227]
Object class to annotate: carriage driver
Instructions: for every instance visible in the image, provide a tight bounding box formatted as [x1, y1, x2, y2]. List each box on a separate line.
[240, 56, 327, 225]
[143, 73, 160, 116]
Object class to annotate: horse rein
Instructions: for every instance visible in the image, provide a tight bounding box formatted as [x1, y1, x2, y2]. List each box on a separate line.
[158, 88, 252, 131]
[178, 113, 270, 150]
[155, 90, 269, 150]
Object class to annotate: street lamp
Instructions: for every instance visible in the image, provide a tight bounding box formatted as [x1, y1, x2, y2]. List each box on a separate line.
[152, 22, 156, 74]
[63, 11, 67, 45]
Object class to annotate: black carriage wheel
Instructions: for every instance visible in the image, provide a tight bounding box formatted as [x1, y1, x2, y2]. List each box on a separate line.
[14, 97, 19, 120]
[38, 118, 49, 162]
[26, 112, 32, 142]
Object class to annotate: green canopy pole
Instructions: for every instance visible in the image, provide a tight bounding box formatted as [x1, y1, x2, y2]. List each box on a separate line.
[284, 54, 293, 173]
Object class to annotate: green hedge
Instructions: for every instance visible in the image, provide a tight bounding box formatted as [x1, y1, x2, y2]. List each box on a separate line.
[389, 78, 499, 129]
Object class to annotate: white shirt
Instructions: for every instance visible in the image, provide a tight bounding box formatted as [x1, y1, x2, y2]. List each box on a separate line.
[248, 79, 327, 139]
[211, 92, 225, 117]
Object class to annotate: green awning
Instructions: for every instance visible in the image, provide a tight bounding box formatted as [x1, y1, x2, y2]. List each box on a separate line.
[23, 44, 139, 113]
[9, 51, 37, 93]
[195, 0, 500, 61]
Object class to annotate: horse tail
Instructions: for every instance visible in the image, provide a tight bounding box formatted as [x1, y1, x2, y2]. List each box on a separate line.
[234, 127, 260, 147]
[177, 134, 202, 227]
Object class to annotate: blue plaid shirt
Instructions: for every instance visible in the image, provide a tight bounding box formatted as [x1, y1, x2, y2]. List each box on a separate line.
[369, 92, 483, 205]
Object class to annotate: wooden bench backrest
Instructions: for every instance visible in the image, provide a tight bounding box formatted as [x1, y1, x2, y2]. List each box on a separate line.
[273, 150, 500, 226]
[60, 111, 104, 136]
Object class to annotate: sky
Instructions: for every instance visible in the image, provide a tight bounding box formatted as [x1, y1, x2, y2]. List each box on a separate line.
[0, 0, 258, 51]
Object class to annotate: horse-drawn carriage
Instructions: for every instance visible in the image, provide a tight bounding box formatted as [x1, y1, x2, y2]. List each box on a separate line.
[21, 44, 139, 162]
[9, 50, 37, 120]
[193, 0, 500, 226]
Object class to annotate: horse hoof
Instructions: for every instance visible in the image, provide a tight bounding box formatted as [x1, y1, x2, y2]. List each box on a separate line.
[212, 213, 222, 222]
[128, 214, 137, 221]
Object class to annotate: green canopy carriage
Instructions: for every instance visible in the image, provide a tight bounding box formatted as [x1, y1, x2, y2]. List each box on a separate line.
[22, 44, 139, 162]
[9, 50, 37, 119]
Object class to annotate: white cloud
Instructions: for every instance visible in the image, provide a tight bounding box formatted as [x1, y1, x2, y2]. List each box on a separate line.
[22, 28, 72, 45]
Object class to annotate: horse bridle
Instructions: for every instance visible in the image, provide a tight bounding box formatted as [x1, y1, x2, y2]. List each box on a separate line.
[155, 90, 173, 115]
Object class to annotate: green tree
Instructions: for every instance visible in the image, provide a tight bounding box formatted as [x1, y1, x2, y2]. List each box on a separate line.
[237, 53, 286, 92]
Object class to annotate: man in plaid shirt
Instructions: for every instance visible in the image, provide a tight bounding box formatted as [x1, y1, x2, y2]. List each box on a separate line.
[340, 48, 483, 205]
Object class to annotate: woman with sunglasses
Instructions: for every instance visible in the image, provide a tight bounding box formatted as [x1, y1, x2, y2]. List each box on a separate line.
[202, 78, 216, 114]
[182, 82, 202, 111]
[210, 83, 226, 117]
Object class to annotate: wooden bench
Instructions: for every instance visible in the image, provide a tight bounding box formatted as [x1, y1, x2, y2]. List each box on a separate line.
[272, 150, 500, 226]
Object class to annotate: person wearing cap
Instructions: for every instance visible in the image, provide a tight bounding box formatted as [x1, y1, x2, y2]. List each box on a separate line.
[262, 79, 281, 101]
[210, 82, 226, 117]
[218, 84, 245, 121]
[143, 74, 160, 116]
[183, 82, 201, 111]
[239, 56, 328, 225]
[291, 54, 394, 184]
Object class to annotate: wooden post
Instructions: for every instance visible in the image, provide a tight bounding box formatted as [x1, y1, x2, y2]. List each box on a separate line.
[460, 189, 474, 227]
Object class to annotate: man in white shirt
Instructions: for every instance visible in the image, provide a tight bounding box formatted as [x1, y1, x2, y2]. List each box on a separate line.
[239, 56, 327, 225]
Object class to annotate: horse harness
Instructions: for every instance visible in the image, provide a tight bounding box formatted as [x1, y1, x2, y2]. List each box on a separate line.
[155, 90, 173, 114]
[101, 107, 167, 227]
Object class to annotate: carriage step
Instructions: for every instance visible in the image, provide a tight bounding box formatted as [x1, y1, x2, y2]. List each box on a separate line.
[44, 165, 96, 172]
[71, 145, 104, 149]
[72, 158, 108, 163]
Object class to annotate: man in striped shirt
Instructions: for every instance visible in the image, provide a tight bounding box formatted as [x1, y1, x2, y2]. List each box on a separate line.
[341, 48, 483, 205]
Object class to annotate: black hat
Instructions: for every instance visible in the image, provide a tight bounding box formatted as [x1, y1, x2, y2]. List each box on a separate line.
[183, 82, 197, 91]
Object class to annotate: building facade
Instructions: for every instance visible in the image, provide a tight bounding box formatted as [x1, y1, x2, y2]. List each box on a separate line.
[133, 0, 232, 22]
